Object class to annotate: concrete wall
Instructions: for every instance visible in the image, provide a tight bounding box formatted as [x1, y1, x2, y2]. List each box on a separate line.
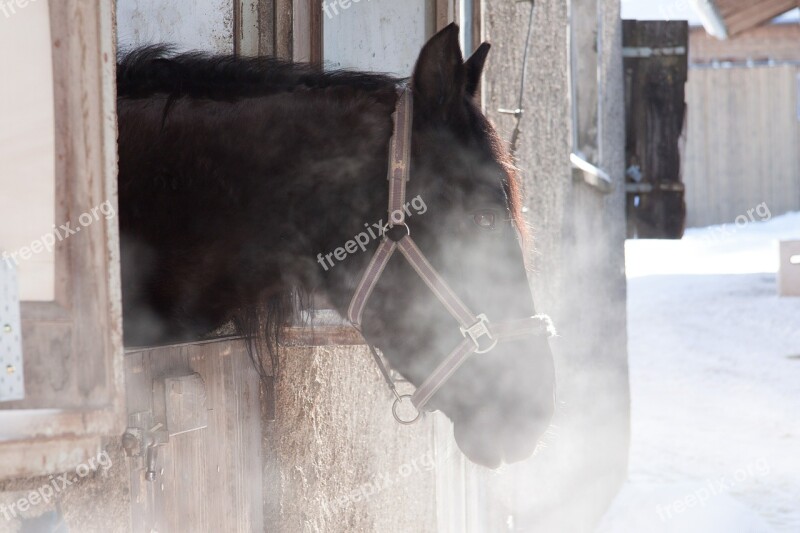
[116, 0, 234, 53]
[482, 0, 629, 530]
[0, 440, 131, 533]
[267, 345, 439, 533]
[323, 0, 433, 76]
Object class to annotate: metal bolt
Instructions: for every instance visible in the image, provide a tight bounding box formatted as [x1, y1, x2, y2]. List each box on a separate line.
[121, 432, 140, 457]
[5, 365, 14, 375]
[145, 445, 158, 481]
[2, 324, 11, 333]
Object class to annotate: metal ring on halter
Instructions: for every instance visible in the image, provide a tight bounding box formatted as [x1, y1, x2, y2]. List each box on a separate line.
[382, 222, 411, 241]
[392, 394, 422, 425]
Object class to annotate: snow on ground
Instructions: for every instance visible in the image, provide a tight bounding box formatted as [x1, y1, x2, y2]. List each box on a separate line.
[597, 212, 800, 533]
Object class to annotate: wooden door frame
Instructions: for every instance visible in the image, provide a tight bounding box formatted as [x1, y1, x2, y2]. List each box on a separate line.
[436, 0, 481, 43]
[234, 0, 322, 63]
[0, 0, 124, 480]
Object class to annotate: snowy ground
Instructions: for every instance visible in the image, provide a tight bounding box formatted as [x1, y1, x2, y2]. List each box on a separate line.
[596, 212, 800, 533]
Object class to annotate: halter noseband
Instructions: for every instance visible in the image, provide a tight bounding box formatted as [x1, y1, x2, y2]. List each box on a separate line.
[347, 85, 554, 424]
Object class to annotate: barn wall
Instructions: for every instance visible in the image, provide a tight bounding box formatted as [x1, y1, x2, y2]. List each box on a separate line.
[116, 0, 235, 53]
[683, 64, 800, 227]
[482, 0, 629, 531]
[0, 440, 131, 533]
[323, 0, 433, 76]
[268, 345, 439, 532]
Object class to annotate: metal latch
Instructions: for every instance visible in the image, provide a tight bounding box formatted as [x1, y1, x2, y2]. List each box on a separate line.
[0, 254, 24, 402]
[623, 46, 687, 58]
[123, 373, 208, 481]
[571, 152, 614, 194]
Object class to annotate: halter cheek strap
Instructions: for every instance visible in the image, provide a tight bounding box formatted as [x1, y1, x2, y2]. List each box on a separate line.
[347, 86, 554, 424]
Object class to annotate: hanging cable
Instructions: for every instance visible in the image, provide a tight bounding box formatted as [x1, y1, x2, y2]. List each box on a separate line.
[498, 0, 536, 159]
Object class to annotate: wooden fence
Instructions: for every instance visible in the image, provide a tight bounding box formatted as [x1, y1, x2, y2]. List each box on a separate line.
[682, 64, 800, 227]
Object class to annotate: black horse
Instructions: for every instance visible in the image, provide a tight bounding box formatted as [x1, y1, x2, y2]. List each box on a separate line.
[117, 24, 555, 467]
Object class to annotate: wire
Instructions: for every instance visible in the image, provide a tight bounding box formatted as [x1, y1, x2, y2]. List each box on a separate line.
[507, 0, 536, 158]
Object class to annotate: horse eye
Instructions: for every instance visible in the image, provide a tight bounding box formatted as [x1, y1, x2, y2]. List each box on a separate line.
[473, 210, 496, 230]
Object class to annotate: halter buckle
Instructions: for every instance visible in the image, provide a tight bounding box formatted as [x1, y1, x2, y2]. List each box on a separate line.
[460, 314, 498, 354]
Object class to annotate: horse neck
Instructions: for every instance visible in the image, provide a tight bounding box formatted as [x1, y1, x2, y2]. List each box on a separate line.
[248, 86, 399, 292]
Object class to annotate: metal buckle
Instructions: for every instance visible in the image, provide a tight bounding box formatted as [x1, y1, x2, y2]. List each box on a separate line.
[460, 313, 498, 354]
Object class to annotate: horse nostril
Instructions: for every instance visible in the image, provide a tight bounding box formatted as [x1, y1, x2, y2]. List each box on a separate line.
[453, 419, 503, 469]
[452, 405, 551, 468]
[503, 437, 537, 464]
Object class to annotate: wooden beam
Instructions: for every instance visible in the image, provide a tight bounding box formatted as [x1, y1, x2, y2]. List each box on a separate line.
[309, 0, 323, 64]
[435, 0, 452, 31]
[716, 0, 798, 36]
[471, 0, 482, 50]
[291, 0, 322, 64]
[275, 0, 293, 60]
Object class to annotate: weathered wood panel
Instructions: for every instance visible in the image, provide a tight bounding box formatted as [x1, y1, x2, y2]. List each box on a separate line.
[125, 340, 265, 533]
[682, 64, 800, 227]
[292, 0, 322, 63]
[0, 0, 125, 478]
[624, 20, 689, 239]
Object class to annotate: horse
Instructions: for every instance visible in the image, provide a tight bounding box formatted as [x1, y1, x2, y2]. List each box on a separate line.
[116, 23, 555, 468]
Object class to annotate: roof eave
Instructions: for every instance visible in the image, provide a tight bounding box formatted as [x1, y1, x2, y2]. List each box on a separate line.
[690, 0, 729, 39]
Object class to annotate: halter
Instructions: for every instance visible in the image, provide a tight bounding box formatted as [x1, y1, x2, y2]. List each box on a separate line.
[348, 86, 554, 424]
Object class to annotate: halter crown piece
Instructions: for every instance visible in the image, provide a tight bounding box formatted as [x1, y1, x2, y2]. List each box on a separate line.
[347, 84, 554, 425]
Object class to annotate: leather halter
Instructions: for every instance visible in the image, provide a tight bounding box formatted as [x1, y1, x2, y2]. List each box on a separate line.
[348, 86, 554, 424]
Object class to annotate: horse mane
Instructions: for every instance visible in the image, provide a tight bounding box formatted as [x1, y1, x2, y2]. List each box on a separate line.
[117, 45, 401, 101]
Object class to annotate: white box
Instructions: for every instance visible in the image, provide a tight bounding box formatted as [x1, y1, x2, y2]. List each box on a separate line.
[778, 241, 800, 297]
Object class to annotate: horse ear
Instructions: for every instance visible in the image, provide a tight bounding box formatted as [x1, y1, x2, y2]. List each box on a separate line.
[465, 43, 491, 97]
[412, 23, 466, 121]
